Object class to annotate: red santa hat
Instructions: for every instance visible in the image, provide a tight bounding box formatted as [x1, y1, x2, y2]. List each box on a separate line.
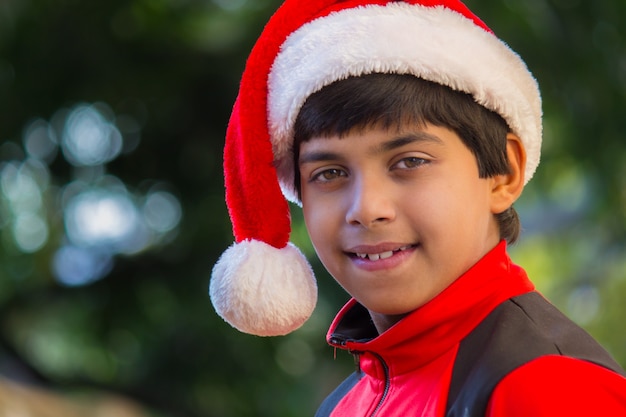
[210, 0, 542, 336]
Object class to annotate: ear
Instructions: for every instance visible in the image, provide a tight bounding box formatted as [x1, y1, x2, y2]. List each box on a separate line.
[490, 133, 527, 214]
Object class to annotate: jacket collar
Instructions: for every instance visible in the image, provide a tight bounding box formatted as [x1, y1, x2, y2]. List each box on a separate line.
[326, 241, 535, 375]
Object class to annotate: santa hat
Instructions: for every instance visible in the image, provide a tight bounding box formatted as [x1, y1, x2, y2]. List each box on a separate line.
[210, 0, 542, 336]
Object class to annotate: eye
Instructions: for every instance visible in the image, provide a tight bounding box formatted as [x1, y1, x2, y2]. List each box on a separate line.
[393, 156, 428, 169]
[310, 168, 347, 183]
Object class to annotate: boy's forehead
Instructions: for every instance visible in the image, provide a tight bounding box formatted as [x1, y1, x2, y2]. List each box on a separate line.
[299, 124, 452, 160]
[301, 122, 447, 145]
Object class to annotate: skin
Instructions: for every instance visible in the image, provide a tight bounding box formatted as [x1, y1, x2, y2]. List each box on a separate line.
[299, 123, 526, 334]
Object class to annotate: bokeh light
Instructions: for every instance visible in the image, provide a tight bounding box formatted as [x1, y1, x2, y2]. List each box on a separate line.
[52, 245, 114, 287]
[57, 180, 183, 284]
[1, 100, 182, 287]
[64, 187, 141, 251]
[13, 212, 48, 253]
[143, 190, 182, 233]
[23, 118, 58, 162]
[1, 161, 44, 212]
[0, 158, 50, 252]
[61, 103, 123, 167]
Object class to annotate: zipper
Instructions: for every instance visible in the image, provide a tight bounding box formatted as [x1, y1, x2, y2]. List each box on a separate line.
[329, 335, 391, 416]
[369, 352, 390, 417]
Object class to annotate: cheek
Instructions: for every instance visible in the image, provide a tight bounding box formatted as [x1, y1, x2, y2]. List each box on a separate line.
[400, 182, 450, 224]
[303, 204, 342, 280]
[302, 195, 350, 282]
[302, 198, 334, 252]
[438, 180, 493, 239]
[403, 177, 487, 235]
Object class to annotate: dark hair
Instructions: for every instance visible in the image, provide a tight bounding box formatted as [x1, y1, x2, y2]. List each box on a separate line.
[293, 73, 520, 243]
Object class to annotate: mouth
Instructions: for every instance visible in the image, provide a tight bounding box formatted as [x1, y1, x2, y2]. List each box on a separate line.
[350, 244, 416, 262]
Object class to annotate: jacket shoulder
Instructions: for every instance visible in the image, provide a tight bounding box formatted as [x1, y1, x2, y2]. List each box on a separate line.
[446, 291, 625, 417]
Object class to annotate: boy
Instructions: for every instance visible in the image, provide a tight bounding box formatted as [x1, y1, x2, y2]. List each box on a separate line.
[209, 0, 626, 415]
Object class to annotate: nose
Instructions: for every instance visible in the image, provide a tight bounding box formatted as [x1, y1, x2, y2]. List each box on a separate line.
[345, 174, 396, 227]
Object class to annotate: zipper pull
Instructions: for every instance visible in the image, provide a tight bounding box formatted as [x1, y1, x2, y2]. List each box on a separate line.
[352, 351, 362, 374]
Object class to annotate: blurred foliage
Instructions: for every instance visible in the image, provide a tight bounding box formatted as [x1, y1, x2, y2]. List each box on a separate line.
[466, 0, 626, 365]
[0, 0, 624, 416]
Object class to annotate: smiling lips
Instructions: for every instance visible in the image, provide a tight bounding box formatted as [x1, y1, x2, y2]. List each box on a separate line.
[354, 245, 414, 261]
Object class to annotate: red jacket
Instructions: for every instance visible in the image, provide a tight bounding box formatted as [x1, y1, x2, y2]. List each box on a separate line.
[318, 242, 626, 416]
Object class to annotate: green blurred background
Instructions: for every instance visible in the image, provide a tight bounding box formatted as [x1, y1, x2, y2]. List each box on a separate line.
[0, 0, 624, 415]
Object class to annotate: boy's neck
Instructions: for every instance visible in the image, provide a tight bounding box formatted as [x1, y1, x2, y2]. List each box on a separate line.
[369, 311, 408, 334]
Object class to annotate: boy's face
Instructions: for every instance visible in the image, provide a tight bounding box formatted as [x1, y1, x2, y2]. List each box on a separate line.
[299, 123, 504, 319]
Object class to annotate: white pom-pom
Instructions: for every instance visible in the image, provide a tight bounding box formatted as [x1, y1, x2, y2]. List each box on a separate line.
[210, 240, 317, 336]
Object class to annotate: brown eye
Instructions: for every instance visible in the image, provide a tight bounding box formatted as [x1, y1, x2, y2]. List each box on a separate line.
[396, 157, 427, 169]
[312, 168, 346, 183]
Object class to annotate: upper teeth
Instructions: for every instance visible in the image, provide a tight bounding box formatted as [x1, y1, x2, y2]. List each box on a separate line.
[356, 245, 411, 261]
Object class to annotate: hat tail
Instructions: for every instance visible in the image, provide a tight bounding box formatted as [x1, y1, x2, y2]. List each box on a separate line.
[210, 94, 317, 336]
[224, 98, 291, 248]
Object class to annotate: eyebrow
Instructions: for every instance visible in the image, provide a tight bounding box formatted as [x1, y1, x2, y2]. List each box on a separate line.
[298, 131, 444, 165]
[376, 131, 444, 153]
[298, 150, 340, 165]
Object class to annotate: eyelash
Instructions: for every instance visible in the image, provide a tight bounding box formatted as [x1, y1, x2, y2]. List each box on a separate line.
[393, 156, 429, 170]
[308, 156, 429, 183]
[310, 168, 347, 183]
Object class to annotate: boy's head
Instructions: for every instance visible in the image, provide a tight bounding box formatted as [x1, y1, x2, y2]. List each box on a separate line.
[210, 0, 542, 337]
